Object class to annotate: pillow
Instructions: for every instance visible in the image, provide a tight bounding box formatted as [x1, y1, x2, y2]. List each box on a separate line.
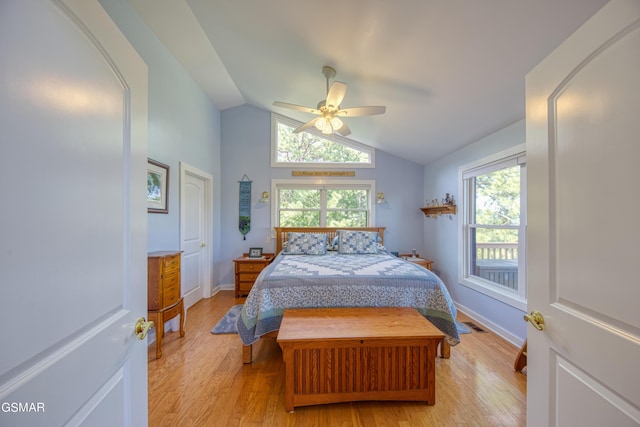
[331, 233, 381, 251]
[284, 232, 327, 255]
[337, 230, 379, 254]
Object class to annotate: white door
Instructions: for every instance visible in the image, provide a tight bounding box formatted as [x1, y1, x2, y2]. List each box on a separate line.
[180, 163, 212, 308]
[526, 0, 640, 425]
[0, 1, 148, 426]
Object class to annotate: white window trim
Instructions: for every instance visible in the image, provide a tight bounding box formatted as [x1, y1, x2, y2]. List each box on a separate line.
[458, 144, 527, 311]
[271, 113, 375, 168]
[270, 179, 376, 230]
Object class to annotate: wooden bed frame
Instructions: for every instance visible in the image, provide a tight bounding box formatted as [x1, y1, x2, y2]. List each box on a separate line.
[242, 226, 451, 363]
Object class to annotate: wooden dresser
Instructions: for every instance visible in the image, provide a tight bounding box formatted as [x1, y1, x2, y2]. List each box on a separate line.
[148, 251, 185, 358]
[233, 253, 274, 297]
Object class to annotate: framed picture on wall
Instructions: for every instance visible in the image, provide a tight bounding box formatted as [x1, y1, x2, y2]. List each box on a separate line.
[147, 158, 169, 213]
[248, 247, 263, 258]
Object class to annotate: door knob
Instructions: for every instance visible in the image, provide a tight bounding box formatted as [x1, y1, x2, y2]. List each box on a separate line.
[135, 317, 154, 340]
[200, 242, 206, 248]
[524, 310, 545, 331]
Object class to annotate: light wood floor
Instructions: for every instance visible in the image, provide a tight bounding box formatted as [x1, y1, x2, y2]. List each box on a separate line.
[148, 291, 526, 426]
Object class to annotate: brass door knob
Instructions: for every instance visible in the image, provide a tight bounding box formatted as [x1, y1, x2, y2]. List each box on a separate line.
[524, 310, 545, 331]
[135, 317, 154, 340]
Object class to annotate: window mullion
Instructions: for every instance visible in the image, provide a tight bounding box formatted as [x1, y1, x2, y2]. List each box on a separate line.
[320, 189, 327, 227]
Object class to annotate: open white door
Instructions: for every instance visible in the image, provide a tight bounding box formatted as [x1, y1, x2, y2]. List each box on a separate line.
[0, 1, 148, 426]
[526, 0, 640, 425]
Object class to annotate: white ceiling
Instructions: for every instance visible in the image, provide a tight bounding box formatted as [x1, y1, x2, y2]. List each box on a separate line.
[129, 0, 609, 165]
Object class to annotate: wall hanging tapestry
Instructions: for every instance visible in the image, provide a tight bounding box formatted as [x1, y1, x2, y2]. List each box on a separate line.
[238, 175, 252, 240]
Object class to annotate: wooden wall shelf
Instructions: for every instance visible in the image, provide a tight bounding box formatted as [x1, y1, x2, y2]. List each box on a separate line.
[421, 205, 457, 218]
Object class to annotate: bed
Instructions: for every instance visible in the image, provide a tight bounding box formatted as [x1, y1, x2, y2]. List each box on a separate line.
[237, 227, 460, 363]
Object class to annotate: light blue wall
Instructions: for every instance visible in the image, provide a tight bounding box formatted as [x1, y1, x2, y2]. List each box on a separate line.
[100, 0, 222, 284]
[220, 105, 425, 285]
[423, 120, 527, 345]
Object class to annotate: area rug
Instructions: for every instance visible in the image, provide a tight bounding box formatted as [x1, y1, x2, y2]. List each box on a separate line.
[211, 304, 471, 335]
[211, 304, 243, 334]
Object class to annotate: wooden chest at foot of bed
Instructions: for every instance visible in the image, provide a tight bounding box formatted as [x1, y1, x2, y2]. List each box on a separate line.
[277, 307, 444, 412]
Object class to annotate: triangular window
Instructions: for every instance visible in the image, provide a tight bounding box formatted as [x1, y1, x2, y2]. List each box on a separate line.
[271, 114, 374, 167]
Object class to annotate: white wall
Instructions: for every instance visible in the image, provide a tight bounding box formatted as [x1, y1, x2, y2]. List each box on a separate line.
[423, 120, 527, 345]
[219, 104, 425, 286]
[100, 0, 222, 288]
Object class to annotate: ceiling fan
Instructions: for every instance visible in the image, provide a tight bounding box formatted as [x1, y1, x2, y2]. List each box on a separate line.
[273, 66, 386, 137]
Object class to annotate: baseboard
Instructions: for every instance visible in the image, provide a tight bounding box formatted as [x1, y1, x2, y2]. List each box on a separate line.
[214, 284, 234, 293]
[455, 302, 524, 348]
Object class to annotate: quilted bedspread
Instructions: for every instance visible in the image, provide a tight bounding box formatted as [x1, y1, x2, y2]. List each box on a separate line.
[237, 251, 460, 346]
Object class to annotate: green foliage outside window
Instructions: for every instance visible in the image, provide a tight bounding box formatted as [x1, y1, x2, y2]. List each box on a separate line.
[473, 166, 521, 246]
[277, 123, 369, 163]
[278, 188, 369, 228]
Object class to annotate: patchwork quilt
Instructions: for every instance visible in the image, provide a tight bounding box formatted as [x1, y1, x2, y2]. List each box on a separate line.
[237, 251, 460, 346]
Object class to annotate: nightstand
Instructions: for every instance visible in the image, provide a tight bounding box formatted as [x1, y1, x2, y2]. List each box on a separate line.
[233, 253, 274, 297]
[399, 253, 433, 271]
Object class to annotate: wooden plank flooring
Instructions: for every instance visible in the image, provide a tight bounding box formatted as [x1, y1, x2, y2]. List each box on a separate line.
[148, 291, 526, 426]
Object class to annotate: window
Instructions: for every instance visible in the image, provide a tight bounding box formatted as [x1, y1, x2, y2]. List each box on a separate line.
[271, 114, 375, 168]
[458, 145, 526, 310]
[272, 180, 375, 228]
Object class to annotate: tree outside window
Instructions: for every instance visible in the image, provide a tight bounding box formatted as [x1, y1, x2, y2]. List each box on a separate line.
[459, 146, 527, 310]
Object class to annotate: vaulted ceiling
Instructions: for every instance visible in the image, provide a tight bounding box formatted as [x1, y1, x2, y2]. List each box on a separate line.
[129, 0, 609, 165]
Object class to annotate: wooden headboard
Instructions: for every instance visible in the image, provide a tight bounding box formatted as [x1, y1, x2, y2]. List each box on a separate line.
[274, 227, 386, 255]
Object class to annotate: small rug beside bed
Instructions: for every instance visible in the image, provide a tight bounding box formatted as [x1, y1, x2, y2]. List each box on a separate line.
[211, 304, 244, 334]
[211, 304, 471, 335]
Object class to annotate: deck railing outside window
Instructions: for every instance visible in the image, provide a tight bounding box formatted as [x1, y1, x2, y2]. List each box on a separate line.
[476, 243, 518, 260]
[474, 243, 518, 290]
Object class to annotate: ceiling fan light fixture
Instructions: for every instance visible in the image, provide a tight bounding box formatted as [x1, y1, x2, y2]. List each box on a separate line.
[315, 117, 327, 131]
[330, 117, 343, 130]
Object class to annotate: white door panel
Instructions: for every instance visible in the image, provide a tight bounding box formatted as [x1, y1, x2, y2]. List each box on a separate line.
[526, 0, 640, 425]
[183, 179, 204, 297]
[0, 1, 148, 426]
[181, 163, 212, 308]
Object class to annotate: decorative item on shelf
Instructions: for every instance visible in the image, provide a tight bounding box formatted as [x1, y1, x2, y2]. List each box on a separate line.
[421, 193, 457, 218]
[376, 192, 387, 205]
[259, 191, 270, 203]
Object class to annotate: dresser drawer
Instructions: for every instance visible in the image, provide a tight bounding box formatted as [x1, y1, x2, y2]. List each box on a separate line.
[237, 262, 266, 273]
[239, 272, 259, 283]
[162, 254, 181, 273]
[238, 281, 254, 294]
[163, 282, 180, 307]
[163, 271, 180, 288]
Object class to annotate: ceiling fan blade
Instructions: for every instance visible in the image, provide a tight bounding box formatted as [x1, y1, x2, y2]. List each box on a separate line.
[325, 82, 347, 109]
[273, 101, 320, 115]
[334, 121, 351, 137]
[336, 106, 386, 117]
[293, 117, 319, 133]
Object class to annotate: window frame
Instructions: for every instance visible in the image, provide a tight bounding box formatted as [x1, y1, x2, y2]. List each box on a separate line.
[270, 113, 375, 168]
[458, 144, 527, 311]
[271, 179, 376, 230]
